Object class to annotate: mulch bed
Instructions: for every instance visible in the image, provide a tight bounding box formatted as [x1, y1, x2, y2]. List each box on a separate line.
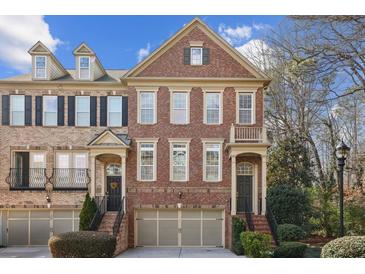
[300, 235, 335, 246]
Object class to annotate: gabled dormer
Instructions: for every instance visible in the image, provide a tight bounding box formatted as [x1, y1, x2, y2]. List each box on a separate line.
[73, 43, 106, 81]
[28, 41, 68, 81]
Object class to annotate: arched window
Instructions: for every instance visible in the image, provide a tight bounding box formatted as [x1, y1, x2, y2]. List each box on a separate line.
[237, 162, 253, 175]
[106, 163, 121, 176]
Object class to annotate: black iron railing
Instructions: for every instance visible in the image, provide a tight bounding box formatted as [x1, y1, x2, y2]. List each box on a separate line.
[89, 196, 107, 231]
[7, 168, 47, 190]
[113, 197, 125, 236]
[266, 199, 279, 245]
[52, 168, 89, 190]
[245, 199, 255, 231]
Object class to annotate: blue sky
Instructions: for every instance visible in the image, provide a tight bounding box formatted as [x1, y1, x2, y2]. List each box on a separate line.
[0, 16, 284, 79]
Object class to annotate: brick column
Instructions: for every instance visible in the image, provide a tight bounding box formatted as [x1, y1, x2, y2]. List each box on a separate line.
[231, 154, 236, 215]
[261, 154, 267, 215]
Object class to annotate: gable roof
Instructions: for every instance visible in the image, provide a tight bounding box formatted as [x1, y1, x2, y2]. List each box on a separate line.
[73, 42, 106, 78]
[88, 129, 131, 147]
[124, 17, 270, 80]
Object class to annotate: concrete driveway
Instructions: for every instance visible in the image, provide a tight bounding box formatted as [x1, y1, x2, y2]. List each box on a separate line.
[117, 247, 239, 258]
[0, 247, 51, 258]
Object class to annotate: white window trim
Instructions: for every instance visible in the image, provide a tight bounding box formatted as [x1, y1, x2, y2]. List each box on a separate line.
[79, 56, 91, 80]
[11, 150, 46, 168]
[75, 96, 90, 127]
[42, 96, 58, 126]
[34, 55, 47, 79]
[168, 138, 191, 182]
[202, 89, 223, 125]
[136, 89, 158, 125]
[55, 151, 89, 168]
[135, 138, 159, 182]
[10, 95, 25, 126]
[107, 96, 123, 127]
[201, 139, 224, 182]
[190, 47, 203, 66]
[236, 91, 256, 125]
[169, 90, 190, 125]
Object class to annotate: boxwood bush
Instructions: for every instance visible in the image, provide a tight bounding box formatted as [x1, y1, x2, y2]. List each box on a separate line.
[240, 231, 272, 258]
[321, 236, 365, 258]
[231, 216, 246, 255]
[49, 231, 116, 258]
[277, 224, 306, 242]
[273, 242, 307, 258]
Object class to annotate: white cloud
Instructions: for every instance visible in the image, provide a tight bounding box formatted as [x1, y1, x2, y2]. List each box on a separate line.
[218, 23, 252, 46]
[137, 43, 151, 62]
[0, 16, 61, 72]
[235, 39, 272, 70]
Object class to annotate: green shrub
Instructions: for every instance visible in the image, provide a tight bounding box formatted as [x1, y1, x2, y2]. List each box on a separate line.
[232, 216, 246, 255]
[321, 236, 365, 258]
[345, 200, 365, 236]
[79, 193, 98, 230]
[49, 231, 116, 258]
[273, 242, 307, 258]
[277, 224, 306, 242]
[267, 184, 310, 226]
[240, 231, 272, 258]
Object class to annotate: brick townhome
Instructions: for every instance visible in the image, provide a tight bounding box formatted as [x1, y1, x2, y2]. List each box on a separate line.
[0, 18, 271, 251]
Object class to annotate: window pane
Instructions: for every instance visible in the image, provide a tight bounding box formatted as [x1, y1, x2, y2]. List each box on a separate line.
[206, 93, 220, 108]
[44, 112, 57, 125]
[140, 143, 154, 180]
[80, 57, 89, 68]
[141, 166, 153, 181]
[239, 94, 252, 108]
[173, 109, 187, 124]
[77, 113, 90, 126]
[207, 109, 219, 124]
[35, 56, 46, 78]
[57, 154, 69, 168]
[205, 144, 220, 181]
[43, 96, 57, 125]
[108, 97, 122, 112]
[172, 144, 187, 181]
[11, 95, 24, 111]
[74, 154, 87, 168]
[141, 109, 154, 124]
[173, 93, 187, 108]
[140, 92, 154, 108]
[11, 112, 25, 125]
[140, 92, 155, 124]
[141, 150, 154, 165]
[76, 97, 90, 126]
[191, 48, 202, 65]
[108, 113, 122, 126]
[239, 110, 252, 124]
[239, 94, 253, 124]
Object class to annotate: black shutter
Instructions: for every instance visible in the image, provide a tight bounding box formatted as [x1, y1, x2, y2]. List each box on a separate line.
[90, 96, 97, 126]
[183, 48, 191, 65]
[35, 96, 42, 126]
[57, 96, 64, 126]
[203, 48, 210, 65]
[25, 95, 32, 126]
[2, 95, 10, 125]
[68, 96, 75, 126]
[100, 96, 107, 126]
[122, 96, 128, 126]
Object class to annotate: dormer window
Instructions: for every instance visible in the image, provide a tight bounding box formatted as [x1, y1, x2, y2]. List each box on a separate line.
[35, 56, 46, 79]
[79, 56, 90, 80]
[190, 47, 203, 65]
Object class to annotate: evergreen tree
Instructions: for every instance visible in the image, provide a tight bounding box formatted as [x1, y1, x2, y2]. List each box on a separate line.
[79, 193, 98, 230]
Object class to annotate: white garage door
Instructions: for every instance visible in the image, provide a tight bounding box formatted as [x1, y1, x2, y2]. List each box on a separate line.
[6, 210, 80, 246]
[135, 209, 224, 247]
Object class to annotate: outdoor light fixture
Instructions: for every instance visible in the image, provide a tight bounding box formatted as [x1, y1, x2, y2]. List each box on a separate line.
[46, 195, 51, 209]
[336, 139, 350, 237]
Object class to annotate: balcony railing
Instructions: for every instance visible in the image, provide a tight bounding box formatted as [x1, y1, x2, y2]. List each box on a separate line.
[230, 124, 268, 143]
[7, 168, 47, 190]
[52, 168, 90, 190]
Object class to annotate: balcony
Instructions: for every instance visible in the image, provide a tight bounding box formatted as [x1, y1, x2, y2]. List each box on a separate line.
[52, 168, 90, 190]
[229, 124, 268, 143]
[7, 168, 47, 190]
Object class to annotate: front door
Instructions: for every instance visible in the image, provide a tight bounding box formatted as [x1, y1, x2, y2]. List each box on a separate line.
[107, 176, 121, 211]
[237, 175, 253, 213]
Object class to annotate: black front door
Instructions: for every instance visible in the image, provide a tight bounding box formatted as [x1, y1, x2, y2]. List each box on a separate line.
[237, 175, 253, 213]
[107, 176, 121, 211]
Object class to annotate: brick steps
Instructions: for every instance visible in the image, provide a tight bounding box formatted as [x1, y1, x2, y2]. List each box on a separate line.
[98, 212, 117, 234]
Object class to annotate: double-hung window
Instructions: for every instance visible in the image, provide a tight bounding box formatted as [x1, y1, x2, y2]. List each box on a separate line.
[55, 152, 88, 187]
[35, 56, 46, 79]
[79, 56, 90, 80]
[76, 96, 90, 126]
[108, 96, 122, 127]
[204, 143, 222, 182]
[171, 92, 188, 124]
[190, 47, 203, 65]
[238, 93, 254, 124]
[43, 96, 57, 126]
[139, 92, 155, 124]
[205, 92, 222, 124]
[139, 143, 155, 181]
[10, 95, 25, 126]
[171, 143, 188, 181]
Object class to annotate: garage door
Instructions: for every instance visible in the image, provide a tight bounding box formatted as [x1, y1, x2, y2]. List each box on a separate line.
[6, 210, 80, 246]
[135, 209, 224, 247]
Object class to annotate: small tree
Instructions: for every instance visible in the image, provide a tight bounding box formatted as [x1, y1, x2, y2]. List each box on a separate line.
[79, 193, 98, 231]
[231, 216, 246, 255]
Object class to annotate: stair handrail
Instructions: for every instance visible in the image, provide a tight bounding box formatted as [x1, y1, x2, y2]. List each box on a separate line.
[245, 199, 255, 231]
[265, 198, 279, 245]
[113, 196, 125, 236]
[89, 195, 106, 231]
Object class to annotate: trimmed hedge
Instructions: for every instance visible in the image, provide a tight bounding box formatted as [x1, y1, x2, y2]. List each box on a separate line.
[273, 242, 307, 258]
[49, 231, 116, 258]
[277, 224, 306, 242]
[321, 236, 365, 258]
[232, 216, 246, 255]
[240, 231, 272, 258]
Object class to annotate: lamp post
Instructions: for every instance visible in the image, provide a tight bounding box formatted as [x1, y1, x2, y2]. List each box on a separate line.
[336, 140, 350, 237]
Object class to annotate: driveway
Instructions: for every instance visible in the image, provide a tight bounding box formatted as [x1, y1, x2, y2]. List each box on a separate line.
[0, 247, 51, 258]
[117, 247, 239, 258]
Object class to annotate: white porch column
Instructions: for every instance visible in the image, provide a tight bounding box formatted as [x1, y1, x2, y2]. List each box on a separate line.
[261, 154, 267, 215]
[253, 164, 259, 215]
[121, 154, 126, 212]
[231, 154, 237, 215]
[89, 154, 96, 197]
